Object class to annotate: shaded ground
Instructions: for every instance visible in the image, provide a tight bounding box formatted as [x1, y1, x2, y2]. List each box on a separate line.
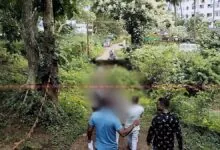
[70, 123, 150, 150]
[71, 114, 152, 150]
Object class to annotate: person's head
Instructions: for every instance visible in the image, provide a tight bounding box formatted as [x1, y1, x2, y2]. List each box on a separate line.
[157, 97, 170, 112]
[132, 96, 139, 104]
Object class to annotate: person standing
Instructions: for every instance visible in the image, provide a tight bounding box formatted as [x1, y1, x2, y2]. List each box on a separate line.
[87, 98, 140, 150]
[146, 97, 183, 150]
[125, 96, 144, 150]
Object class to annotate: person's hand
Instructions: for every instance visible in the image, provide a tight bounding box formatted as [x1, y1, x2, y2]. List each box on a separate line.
[88, 140, 94, 150]
[133, 120, 140, 126]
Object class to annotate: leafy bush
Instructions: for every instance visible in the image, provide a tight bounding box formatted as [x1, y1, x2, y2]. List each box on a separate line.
[185, 16, 220, 51]
[129, 44, 220, 85]
[183, 124, 220, 150]
[171, 92, 212, 125]
[129, 44, 179, 84]
[104, 66, 140, 86]
[0, 47, 27, 84]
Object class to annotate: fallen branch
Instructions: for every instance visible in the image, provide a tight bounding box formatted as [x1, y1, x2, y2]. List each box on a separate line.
[12, 77, 51, 150]
[22, 90, 29, 104]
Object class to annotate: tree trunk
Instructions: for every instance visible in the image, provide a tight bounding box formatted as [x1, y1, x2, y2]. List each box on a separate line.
[174, 3, 177, 26]
[194, 0, 196, 39]
[212, 0, 216, 28]
[180, 1, 183, 19]
[42, 0, 59, 102]
[21, 0, 39, 89]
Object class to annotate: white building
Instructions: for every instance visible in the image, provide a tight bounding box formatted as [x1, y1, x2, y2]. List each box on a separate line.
[66, 20, 93, 34]
[168, 0, 220, 27]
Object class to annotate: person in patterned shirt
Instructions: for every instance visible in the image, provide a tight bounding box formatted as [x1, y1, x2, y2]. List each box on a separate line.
[146, 97, 183, 150]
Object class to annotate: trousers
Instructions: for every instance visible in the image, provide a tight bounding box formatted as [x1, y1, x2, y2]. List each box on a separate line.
[127, 130, 139, 150]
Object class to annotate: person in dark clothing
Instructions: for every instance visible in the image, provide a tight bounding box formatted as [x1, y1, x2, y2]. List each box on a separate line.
[146, 97, 183, 150]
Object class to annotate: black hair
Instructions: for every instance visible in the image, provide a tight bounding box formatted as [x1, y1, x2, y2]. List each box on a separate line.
[158, 96, 171, 108]
[132, 96, 139, 104]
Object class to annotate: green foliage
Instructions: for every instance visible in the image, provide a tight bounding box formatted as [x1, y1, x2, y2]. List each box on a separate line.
[105, 66, 140, 86]
[0, 47, 27, 84]
[58, 34, 103, 70]
[171, 92, 213, 126]
[129, 44, 220, 85]
[185, 17, 220, 51]
[169, 26, 188, 40]
[129, 44, 220, 134]
[94, 14, 125, 37]
[129, 44, 178, 84]
[93, 0, 166, 45]
[47, 91, 89, 149]
[183, 124, 220, 150]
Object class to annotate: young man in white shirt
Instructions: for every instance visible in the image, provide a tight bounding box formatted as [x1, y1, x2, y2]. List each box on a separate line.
[125, 96, 144, 150]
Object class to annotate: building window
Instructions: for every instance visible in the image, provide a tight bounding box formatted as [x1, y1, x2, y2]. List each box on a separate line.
[215, 11, 220, 16]
[186, 14, 189, 18]
[200, 13, 205, 17]
[201, 0, 205, 2]
[192, 14, 195, 17]
[207, 4, 213, 8]
[186, 6, 189, 10]
[200, 5, 204, 8]
[207, 13, 212, 17]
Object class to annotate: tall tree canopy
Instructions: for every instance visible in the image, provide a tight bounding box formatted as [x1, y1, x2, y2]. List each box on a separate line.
[93, 0, 168, 45]
[0, 0, 80, 102]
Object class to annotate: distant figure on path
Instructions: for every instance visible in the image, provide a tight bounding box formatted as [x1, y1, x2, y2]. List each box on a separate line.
[146, 97, 183, 150]
[87, 97, 140, 150]
[109, 50, 116, 60]
[125, 96, 144, 150]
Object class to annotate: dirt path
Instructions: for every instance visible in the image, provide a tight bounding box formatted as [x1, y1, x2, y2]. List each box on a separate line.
[71, 43, 150, 149]
[71, 115, 152, 150]
[70, 127, 149, 150]
[96, 43, 124, 60]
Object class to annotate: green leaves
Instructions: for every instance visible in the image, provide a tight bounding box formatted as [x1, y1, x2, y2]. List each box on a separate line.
[93, 0, 165, 45]
[130, 44, 220, 86]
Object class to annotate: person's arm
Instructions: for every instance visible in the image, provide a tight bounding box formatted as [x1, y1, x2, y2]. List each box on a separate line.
[87, 114, 95, 143]
[174, 117, 183, 150]
[118, 120, 140, 137]
[146, 118, 156, 146]
[87, 124, 94, 142]
[140, 107, 145, 118]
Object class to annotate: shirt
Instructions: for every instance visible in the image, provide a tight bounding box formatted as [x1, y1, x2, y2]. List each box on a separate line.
[146, 112, 183, 150]
[125, 104, 144, 131]
[89, 108, 123, 150]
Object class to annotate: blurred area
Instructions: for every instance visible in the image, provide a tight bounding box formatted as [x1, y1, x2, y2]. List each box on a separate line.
[0, 0, 220, 150]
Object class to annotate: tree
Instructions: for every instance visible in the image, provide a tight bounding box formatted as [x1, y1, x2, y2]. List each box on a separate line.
[41, 0, 59, 101]
[21, 0, 39, 87]
[212, 0, 216, 28]
[180, 1, 183, 19]
[0, 0, 79, 102]
[93, 0, 161, 45]
[166, 0, 181, 25]
[93, 14, 125, 37]
[193, 0, 196, 39]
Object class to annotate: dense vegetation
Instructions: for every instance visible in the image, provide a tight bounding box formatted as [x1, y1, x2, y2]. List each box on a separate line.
[0, 0, 220, 149]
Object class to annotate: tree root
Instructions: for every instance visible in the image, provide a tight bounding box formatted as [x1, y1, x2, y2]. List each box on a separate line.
[12, 97, 45, 150]
[12, 77, 51, 150]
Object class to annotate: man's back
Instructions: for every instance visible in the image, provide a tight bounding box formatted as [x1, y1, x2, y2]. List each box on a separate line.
[125, 104, 144, 130]
[89, 108, 122, 150]
[147, 112, 183, 150]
